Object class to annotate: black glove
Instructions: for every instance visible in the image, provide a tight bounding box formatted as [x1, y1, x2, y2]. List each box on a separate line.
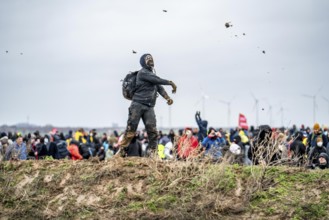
[169, 81, 177, 94]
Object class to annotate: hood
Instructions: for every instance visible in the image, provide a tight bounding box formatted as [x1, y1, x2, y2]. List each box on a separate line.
[319, 152, 329, 161]
[319, 152, 329, 169]
[140, 53, 153, 70]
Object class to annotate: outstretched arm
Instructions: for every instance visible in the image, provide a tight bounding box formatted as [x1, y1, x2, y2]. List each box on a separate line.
[138, 70, 171, 85]
[139, 70, 177, 93]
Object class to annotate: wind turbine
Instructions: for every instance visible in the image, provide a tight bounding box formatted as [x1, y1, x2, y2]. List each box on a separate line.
[217, 96, 235, 127]
[251, 92, 259, 127]
[168, 106, 172, 128]
[195, 88, 209, 118]
[277, 104, 288, 128]
[262, 98, 275, 126]
[323, 96, 329, 114]
[267, 103, 273, 126]
[301, 87, 322, 123]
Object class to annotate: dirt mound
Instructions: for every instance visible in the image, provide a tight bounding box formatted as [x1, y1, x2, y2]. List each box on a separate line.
[1, 158, 329, 220]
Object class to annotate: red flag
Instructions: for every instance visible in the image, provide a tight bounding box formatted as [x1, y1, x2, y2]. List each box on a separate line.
[238, 113, 249, 130]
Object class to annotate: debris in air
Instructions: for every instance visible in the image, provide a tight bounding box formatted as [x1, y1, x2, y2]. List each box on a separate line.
[225, 22, 233, 28]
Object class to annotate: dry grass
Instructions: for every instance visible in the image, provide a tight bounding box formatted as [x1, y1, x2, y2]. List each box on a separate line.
[1, 151, 329, 220]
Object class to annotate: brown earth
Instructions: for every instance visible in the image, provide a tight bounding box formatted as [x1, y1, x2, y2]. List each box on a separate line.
[1, 158, 329, 220]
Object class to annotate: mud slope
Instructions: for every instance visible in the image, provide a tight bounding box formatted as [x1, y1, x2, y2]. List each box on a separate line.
[1, 158, 329, 220]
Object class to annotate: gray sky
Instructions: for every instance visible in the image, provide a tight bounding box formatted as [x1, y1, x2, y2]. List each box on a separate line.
[1, 0, 329, 129]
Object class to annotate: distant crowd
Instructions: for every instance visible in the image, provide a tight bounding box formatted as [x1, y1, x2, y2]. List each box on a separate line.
[1, 115, 328, 169]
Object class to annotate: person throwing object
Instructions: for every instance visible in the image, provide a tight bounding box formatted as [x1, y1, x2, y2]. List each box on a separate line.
[118, 54, 177, 154]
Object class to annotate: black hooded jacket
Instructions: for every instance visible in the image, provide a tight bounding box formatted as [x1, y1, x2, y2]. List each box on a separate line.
[290, 132, 306, 158]
[308, 145, 328, 165]
[132, 54, 171, 107]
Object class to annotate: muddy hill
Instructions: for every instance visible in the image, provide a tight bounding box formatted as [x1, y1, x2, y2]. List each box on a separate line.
[1, 158, 329, 220]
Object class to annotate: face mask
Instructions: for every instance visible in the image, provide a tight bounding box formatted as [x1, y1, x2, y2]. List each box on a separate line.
[44, 138, 49, 144]
[317, 142, 323, 147]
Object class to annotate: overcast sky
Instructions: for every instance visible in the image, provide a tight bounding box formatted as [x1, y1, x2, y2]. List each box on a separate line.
[1, 0, 329, 129]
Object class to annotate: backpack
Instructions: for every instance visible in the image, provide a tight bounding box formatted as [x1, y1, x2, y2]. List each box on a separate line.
[122, 71, 139, 100]
[57, 141, 70, 159]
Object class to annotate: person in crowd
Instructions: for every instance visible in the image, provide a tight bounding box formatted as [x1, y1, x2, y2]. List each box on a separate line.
[202, 127, 226, 162]
[168, 129, 176, 144]
[27, 134, 38, 159]
[65, 130, 73, 140]
[140, 130, 150, 156]
[109, 132, 119, 154]
[192, 128, 199, 139]
[289, 132, 306, 166]
[59, 132, 66, 141]
[33, 130, 41, 139]
[305, 126, 311, 137]
[5, 135, 27, 161]
[105, 144, 114, 160]
[308, 136, 328, 167]
[324, 126, 329, 148]
[57, 139, 70, 159]
[289, 124, 298, 139]
[96, 146, 106, 161]
[195, 111, 208, 142]
[307, 123, 328, 154]
[124, 133, 142, 157]
[45, 135, 59, 159]
[75, 128, 87, 144]
[79, 142, 96, 159]
[67, 140, 83, 160]
[317, 153, 329, 169]
[0, 132, 13, 161]
[299, 124, 305, 132]
[177, 128, 199, 159]
[238, 127, 249, 146]
[36, 137, 48, 159]
[87, 129, 100, 145]
[159, 134, 173, 160]
[225, 135, 244, 164]
[101, 133, 108, 145]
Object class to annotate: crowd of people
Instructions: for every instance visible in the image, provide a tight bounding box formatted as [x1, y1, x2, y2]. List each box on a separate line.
[0, 115, 328, 170]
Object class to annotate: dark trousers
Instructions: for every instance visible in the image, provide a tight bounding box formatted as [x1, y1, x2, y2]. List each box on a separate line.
[121, 101, 158, 149]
